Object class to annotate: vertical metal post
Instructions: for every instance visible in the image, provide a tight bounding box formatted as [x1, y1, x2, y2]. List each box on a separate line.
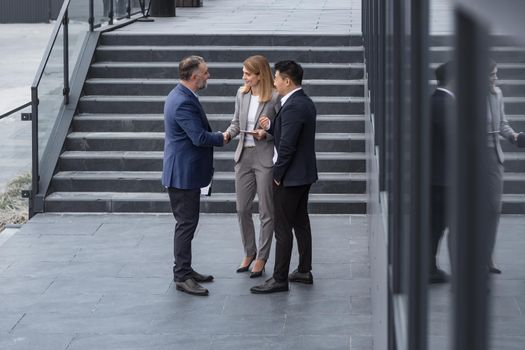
[452, 8, 490, 350]
[29, 87, 39, 218]
[378, 0, 386, 190]
[89, 0, 94, 31]
[62, 9, 70, 105]
[109, 0, 114, 24]
[127, 0, 131, 18]
[385, 1, 401, 348]
[371, 0, 377, 119]
[390, 0, 404, 296]
[365, 0, 369, 67]
[408, 0, 430, 348]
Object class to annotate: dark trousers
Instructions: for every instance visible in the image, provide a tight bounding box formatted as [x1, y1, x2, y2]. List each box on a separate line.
[430, 185, 448, 272]
[168, 187, 200, 282]
[272, 183, 312, 282]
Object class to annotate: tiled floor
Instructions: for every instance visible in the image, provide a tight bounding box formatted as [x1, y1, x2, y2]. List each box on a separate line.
[120, 0, 362, 34]
[428, 216, 525, 350]
[0, 214, 372, 350]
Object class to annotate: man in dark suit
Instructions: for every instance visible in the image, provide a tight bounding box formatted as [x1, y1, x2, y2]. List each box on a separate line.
[429, 62, 455, 284]
[251, 60, 318, 294]
[162, 55, 225, 296]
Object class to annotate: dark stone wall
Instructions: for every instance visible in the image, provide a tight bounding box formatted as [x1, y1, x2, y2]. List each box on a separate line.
[0, 0, 65, 23]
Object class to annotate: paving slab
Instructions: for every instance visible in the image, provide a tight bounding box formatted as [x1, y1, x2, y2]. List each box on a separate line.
[428, 215, 525, 350]
[0, 213, 372, 350]
[119, 0, 362, 34]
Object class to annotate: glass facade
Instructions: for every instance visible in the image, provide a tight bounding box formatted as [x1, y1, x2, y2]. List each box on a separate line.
[364, 1, 525, 349]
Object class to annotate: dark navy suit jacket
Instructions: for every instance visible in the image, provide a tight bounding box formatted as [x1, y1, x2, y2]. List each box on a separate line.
[430, 89, 454, 187]
[162, 84, 223, 189]
[269, 89, 318, 187]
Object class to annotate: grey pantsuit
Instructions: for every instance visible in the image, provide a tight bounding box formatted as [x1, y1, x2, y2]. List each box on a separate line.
[486, 87, 516, 262]
[486, 150, 503, 262]
[226, 88, 280, 260]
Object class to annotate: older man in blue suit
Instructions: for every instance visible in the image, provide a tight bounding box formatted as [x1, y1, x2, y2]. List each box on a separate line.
[162, 55, 225, 296]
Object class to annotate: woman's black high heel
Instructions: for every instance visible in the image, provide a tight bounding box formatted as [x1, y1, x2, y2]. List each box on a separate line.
[250, 260, 266, 278]
[488, 266, 502, 274]
[236, 256, 255, 273]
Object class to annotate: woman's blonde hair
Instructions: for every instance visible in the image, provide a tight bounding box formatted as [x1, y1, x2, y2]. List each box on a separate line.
[241, 55, 274, 102]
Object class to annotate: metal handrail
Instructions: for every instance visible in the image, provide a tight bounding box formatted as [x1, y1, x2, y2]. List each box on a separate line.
[28, 0, 150, 217]
[0, 102, 31, 121]
[31, 0, 72, 89]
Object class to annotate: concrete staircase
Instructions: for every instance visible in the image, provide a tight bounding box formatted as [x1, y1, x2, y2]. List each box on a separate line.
[45, 33, 368, 214]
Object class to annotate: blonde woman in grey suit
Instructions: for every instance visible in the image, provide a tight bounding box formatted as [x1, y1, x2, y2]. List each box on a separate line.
[223, 55, 279, 278]
[486, 59, 520, 274]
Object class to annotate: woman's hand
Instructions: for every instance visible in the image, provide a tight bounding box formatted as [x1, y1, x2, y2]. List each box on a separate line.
[252, 129, 267, 141]
[259, 115, 270, 130]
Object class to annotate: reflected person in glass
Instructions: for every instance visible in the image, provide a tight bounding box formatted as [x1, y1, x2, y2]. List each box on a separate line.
[429, 61, 455, 284]
[485, 59, 520, 274]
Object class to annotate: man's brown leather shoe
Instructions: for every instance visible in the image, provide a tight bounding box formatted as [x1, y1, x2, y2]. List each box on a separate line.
[175, 278, 209, 296]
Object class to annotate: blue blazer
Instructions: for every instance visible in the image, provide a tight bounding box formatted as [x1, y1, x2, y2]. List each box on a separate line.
[269, 89, 318, 187]
[162, 84, 224, 189]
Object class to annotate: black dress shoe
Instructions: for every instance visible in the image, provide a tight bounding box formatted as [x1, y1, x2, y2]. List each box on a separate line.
[250, 277, 289, 294]
[488, 266, 502, 274]
[288, 269, 313, 284]
[175, 278, 209, 296]
[190, 270, 214, 282]
[429, 268, 450, 284]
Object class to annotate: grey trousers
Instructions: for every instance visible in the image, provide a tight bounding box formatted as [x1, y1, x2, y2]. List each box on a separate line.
[486, 149, 503, 263]
[234, 147, 274, 261]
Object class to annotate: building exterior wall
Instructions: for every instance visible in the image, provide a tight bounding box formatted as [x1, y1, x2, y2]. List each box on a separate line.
[0, 0, 64, 23]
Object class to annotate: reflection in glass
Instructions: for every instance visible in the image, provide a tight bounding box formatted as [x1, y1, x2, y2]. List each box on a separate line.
[428, 1, 454, 350]
[487, 37, 525, 350]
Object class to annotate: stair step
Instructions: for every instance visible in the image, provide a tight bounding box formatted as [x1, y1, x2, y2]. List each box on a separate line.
[429, 63, 525, 79]
[50, 171, 366, 194]
[429, 35, 524, 47]
[499, 153, 525, 172]
[83, 78, 365, 97]
[99, 33, 363, 47]
[44, 191, 367, 214]
[502, 97, 525, 114]
[58, 151, 367, 172]
[72, 114, 366, 133]
[95, 45, 364, 63]
[64, 132, 366, 152]
[497, 80, 525, 97]
[502, 194, 525, 214]
[430, 46, 525, 63]
[78, 95, 366, 114]
[503, 115, 525, 133]
[89, 62, 365, 80]
[503, 172, 525, 193]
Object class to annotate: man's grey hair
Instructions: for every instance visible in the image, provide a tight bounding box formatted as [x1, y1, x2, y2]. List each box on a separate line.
[179, 55, 205, 81]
